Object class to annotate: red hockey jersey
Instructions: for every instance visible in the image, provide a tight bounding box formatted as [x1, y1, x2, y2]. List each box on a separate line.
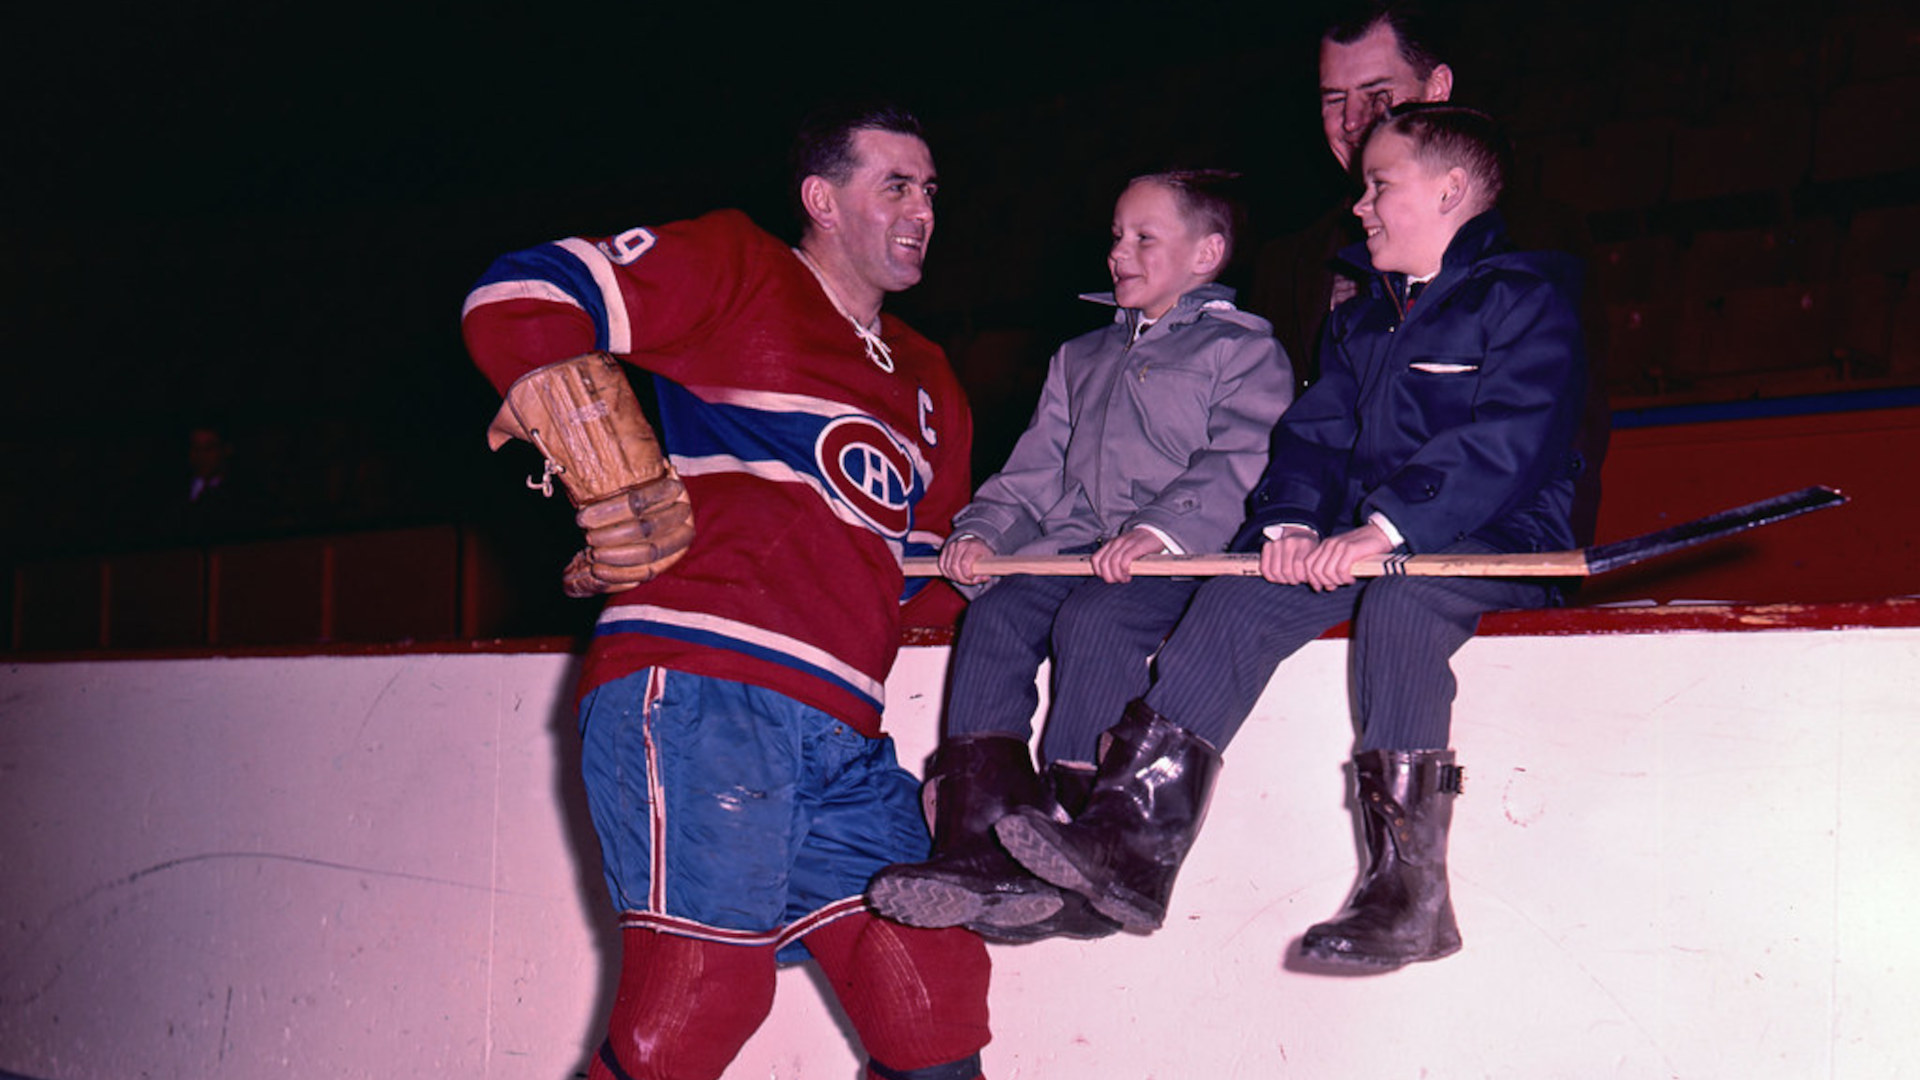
[462, 210, 972, 736]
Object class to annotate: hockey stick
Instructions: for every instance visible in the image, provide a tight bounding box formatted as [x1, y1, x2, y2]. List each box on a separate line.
[903, 486, 1847, 580]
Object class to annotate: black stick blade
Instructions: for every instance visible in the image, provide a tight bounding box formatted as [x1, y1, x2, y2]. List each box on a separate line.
[1584, 486, 1848, 576]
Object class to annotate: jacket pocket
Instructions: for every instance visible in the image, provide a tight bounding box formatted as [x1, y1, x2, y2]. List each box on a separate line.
[1396, 356, 1480, 429]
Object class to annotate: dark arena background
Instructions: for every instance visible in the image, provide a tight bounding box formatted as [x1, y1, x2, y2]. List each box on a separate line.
[6, 6, 1920, 1079]
[6, 0, 1918, 649]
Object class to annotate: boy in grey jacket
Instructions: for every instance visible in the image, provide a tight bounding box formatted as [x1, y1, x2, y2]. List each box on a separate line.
[868, 170, 1293, 942]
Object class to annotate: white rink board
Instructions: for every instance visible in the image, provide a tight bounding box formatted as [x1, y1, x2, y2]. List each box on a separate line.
[3, 627, 1917, 1079]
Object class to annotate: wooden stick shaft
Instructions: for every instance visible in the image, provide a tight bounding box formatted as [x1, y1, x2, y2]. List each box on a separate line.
[903, 486, 1843, 583]
[903, 551, 1589, 579]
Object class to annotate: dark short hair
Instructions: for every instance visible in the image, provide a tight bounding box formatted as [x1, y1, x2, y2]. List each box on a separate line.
[1324, 1, 1448, 81]
[1370, 103, 1510, 208]
[789, 99, 928, 223]
[1129, 169, 1248, 266]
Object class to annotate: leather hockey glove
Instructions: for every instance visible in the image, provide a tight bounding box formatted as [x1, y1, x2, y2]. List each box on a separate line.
[488, 352, 695, 596]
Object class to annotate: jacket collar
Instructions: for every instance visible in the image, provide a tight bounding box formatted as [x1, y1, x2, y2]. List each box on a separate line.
[1334, 208, 1514, 309]
[1079, 281, 1242, 333]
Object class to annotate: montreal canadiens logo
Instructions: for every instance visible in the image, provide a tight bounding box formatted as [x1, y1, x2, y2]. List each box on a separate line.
[816, 416, 914, 538]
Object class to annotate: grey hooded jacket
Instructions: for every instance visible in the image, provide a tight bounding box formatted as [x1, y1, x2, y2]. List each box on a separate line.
[954, 283, 1294, 561]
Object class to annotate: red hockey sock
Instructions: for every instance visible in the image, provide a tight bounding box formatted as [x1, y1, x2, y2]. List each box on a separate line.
[804, 913, 991, 1079]
[587, 928, 778, 1080]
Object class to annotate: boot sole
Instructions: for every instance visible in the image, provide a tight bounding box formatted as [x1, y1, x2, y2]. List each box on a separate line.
[976, 911, 1121, 945]
[1298, 937, 1462, 970]
[994, 815, 1163, 932]
[867, 874, 1063, 930]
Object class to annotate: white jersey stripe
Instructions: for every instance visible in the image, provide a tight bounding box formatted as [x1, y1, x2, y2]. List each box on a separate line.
[460, 279, 583, 320]
[596, 603, 887, 702]
[555, 237, 632, 354]
[690, 383, 881, 418]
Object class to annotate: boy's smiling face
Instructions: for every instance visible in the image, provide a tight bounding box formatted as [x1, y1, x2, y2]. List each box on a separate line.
[1108, 180, 1223, 320]
[1354, 129, 1464, 280]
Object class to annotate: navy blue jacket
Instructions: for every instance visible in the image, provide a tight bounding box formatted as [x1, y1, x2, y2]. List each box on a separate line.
[1232, 210, 1587, 556]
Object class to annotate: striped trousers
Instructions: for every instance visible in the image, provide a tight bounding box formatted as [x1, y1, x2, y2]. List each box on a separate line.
[944, 576, 1203, 765]
[1143, 551, 1552, 752]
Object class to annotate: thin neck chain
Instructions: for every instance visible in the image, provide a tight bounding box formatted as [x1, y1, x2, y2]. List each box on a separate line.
[793, 247, 895, 373]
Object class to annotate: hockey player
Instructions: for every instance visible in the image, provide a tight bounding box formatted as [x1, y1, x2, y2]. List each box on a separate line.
[462, 101, 990, 1080]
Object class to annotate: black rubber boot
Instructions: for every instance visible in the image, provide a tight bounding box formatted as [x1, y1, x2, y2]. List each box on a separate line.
[866, 735, 1070, 939]
[993, 701, 1222, 932]
[972, 760, 1121, 943]
[1044, 759, 1096, 818]
[1299, 748, 1465, 969]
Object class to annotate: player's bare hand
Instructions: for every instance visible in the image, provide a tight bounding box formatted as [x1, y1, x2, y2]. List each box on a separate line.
[1090, 528, 1167, 584]
[938, 536, 995, 585]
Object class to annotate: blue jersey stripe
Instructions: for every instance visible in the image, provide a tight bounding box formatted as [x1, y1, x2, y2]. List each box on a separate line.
[474, 242, 617, 352]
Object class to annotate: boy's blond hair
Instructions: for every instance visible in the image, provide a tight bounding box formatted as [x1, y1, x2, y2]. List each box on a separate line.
[1129, 169, 1247, 268]
[1371, 104, 1510, 214]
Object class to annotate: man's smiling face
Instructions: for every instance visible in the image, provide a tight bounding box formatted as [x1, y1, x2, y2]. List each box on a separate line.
[825, 128, 938, 299]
